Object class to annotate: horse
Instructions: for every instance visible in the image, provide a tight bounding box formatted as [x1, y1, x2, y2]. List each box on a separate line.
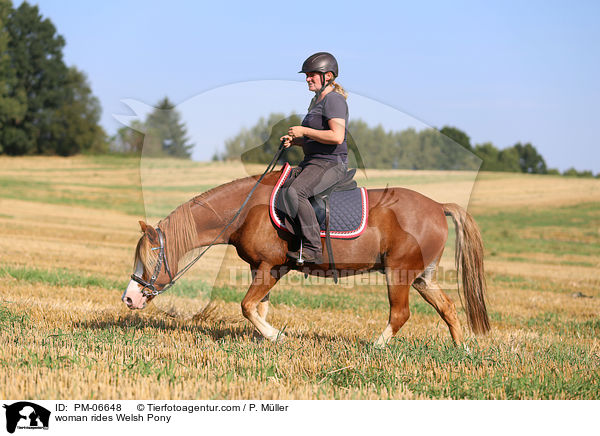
[122, 167, 490, 347]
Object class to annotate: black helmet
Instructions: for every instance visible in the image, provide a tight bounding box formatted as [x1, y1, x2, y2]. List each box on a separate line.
[299, 52, 338, 77]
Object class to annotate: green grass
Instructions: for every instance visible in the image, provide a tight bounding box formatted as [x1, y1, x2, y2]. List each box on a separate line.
[384, 338, 599, 399]
[526, 312, 600, 339]
[359, 173, 476, 187]
[293, 336, 600, 399]
[476, 202, 600, 257]
[0, 303, 29, 330]
[406, 370, 598, 399]
[500, 255, 596, 267]
[0, 265, 127, 290]
[5, 333, 181, 386]
[480, 202, 600, 230]
[0, 177, 145, 215]
[489, 272, 579, 294]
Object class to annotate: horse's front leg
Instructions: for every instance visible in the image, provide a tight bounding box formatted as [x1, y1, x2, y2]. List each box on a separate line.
[257, 292, 270, 320]
[241, 263, 284, 342]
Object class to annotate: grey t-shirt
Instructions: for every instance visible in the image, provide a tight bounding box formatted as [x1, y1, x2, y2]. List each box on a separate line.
[301, 91, 348, 162]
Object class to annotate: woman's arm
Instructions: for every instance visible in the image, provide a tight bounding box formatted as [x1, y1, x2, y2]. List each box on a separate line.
[289, 118, 346, 145]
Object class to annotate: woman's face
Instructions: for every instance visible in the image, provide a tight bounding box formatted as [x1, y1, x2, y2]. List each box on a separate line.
[305, 72, 333, 91]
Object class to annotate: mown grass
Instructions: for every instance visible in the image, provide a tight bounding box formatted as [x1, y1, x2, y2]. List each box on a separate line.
[2, 309, 598, 399]
[1, 156, 599, 399]
[2, 302, 597, 399]
[318, 338, 599, 399]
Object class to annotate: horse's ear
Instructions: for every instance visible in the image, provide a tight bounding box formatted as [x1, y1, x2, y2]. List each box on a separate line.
[145, 226, 159, 244]
[139, 221, 158, 243]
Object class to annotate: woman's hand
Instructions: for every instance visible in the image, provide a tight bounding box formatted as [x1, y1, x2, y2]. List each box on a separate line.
[288, 126, 306, 139]
[280, 130, 306, 148]
[280, 135, 293, 148]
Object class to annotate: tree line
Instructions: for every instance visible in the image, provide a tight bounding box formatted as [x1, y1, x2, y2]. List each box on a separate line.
[216, 113, 599, 177]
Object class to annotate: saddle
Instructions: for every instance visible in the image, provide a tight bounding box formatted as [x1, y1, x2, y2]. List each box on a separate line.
[270, 163, 369, 282]
[309, 167, 357, 225]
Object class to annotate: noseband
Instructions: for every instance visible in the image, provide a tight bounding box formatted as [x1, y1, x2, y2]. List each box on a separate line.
[131, 227, 174, 297]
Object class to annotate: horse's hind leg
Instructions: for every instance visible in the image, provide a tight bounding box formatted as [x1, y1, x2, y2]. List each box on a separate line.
[252, 264, 270, 320]
[412, 260, 463, 344]
[374, 265, 412, 348]
[241, 263, 284, 342]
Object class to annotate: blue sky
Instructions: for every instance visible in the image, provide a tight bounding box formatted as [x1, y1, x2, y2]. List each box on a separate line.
[21, 0, 600, 171]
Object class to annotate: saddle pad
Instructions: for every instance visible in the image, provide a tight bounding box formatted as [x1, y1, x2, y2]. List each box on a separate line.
[269, 163, 369, 239]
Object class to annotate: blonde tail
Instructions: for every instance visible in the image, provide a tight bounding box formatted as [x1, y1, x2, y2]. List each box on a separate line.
[443, 203, 490, 334]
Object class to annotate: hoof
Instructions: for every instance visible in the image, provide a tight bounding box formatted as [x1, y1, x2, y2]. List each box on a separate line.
[268, 331, 287, 343]
[373, 338, 388, 350]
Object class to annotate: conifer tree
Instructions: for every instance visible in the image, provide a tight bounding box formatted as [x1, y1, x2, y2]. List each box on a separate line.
[145, 97, 193, 158]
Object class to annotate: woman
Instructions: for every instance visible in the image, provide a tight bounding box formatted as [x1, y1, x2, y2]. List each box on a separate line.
[280, 52, 350, 264]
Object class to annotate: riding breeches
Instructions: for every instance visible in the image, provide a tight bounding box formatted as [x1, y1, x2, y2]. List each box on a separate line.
[282, 158, 347, 254]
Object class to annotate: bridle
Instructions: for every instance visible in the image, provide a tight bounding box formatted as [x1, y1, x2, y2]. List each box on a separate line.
[131, 227, 173, 297]
[130, 140, 286, 299]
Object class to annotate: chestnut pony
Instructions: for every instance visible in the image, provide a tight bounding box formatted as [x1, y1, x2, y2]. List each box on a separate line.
[122, 168, 489, 347]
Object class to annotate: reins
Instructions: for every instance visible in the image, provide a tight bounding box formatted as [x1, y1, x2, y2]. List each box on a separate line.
[133, 141, 286, 297]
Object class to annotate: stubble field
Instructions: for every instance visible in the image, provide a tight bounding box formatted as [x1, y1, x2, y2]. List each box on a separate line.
[0, 155, 599, 399]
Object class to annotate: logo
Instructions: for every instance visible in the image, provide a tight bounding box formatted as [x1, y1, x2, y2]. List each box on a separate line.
[2, 402, 50, 434]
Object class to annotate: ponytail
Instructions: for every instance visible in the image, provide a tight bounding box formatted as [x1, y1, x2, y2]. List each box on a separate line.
[332, 81, 348, 99]
[308, 79, 348, 111]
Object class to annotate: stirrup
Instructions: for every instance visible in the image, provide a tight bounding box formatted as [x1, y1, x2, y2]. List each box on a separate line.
[296, 240, 304, 265]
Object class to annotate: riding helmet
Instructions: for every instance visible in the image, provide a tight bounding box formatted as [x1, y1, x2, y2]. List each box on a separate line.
[299, 52, 339, 77]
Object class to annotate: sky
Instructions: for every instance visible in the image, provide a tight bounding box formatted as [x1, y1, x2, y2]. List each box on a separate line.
[19, 0, 600, 172]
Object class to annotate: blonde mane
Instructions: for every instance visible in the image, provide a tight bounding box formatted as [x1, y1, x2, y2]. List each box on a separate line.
[136, 170, 279, 272]
[157, 201, 198, 267]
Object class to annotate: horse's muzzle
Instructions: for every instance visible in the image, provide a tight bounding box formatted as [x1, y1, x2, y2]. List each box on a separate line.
[122, 280, 148, 310]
